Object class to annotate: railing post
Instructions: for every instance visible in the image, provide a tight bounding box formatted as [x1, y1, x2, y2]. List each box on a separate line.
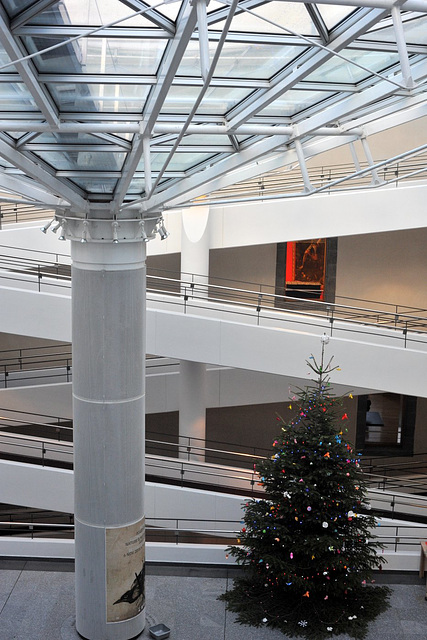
[403, 323, 407, 348]
[256, 294, 262, 325]
[37, 264, 42, 292]
[183, 286, 188, 313]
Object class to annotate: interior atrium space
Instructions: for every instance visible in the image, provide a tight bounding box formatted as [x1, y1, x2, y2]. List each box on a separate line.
[0, 1, 426, 639]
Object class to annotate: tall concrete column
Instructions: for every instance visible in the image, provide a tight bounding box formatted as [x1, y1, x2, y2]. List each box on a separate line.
[179, 206, 210, 460]
[72, 238, 146, 640]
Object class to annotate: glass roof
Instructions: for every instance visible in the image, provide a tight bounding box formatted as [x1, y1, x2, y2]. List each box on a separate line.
[0, 0, 424, 217]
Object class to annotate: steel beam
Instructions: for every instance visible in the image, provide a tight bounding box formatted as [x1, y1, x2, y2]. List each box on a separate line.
[228, 7, 388, 129]
[112, 0, 198, 210]
[274, 0, 427, 10]
[10, 0, 58, 30]
[147, 0, 239, 196]
[0, 171, 66, 206]
[0, 139, 88, 211]
[132, 88, 427, 211]
[121, 0, 176, 34]
[391, 6, 414, 89]
[0, 6, 59, 127]
[196, 0, 210, 82]
[134, 132, 291, 213]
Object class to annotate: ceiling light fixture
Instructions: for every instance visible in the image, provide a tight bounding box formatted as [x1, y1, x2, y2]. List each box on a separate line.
[157, 219, 169, 241]
[40, 218, 55, 233]
[112, 221, 119, 243]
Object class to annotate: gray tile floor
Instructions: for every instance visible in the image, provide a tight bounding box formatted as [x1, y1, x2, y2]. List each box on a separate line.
[0, 560, 426, 640]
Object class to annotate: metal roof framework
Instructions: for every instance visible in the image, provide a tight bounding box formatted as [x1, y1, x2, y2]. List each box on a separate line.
[0, 0, 424, 221]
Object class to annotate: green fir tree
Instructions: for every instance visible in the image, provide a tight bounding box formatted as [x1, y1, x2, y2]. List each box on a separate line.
[220, 341, 390, 639]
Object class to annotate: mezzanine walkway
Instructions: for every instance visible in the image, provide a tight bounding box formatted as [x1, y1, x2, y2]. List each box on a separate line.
[0, 250, 426, 397]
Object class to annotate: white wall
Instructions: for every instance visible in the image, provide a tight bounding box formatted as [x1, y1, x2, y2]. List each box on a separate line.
[336, 228, 427, 310]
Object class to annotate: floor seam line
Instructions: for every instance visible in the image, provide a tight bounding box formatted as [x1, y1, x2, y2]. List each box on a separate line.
[0, 563, 24, 616]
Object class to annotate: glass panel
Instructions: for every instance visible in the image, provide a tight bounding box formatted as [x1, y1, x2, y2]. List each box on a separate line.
[69, 177, 118, 194]
[179, 134, 233, 146]
[259, 89, 336, 116]
[0, 83, 38, 111]
[34, 132, 113, 144]
[128, 176, 173, 195]
[0, 158, 15, 168]
[305, 50, 400, 83]
[128, 178, 145, 195]
[49, 83, 151, 112]
[137, 151, 219, 172]
[29, 0, 161, 27]
[206, 1, 228, 15]
[35, 150, 126, 171]
[22, 36, 166, 74]
[0, 43, 17, 73]
[161, 86, 253, 115]
[1, 0, 35, 18]
[212, 2, 319, 36]
[135, 0, 180, 21]
[316, 4, 357, 30]
[362, 14, 427, 45]
[177, 41, 303, 80]
[35, 130, 133, 144]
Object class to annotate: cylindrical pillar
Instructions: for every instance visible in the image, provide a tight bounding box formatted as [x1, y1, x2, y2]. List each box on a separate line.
[179, 207, 210, 461]
[179, 359, 208, 461]
[72, 240, 146, 640]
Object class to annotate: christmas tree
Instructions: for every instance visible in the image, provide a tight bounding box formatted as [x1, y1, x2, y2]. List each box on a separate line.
[220, 339, 390, 639]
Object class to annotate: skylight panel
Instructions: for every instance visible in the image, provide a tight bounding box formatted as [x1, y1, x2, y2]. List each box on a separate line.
[2, 0, 36, 19]
[35, 132, 101, 143]
[22, 35, 167, 74]
[258, 89, 336, 117]
[0, 83, 39, 110]
[161, 85, 253, 115]
[70, 177, 119, 193]
[137, 151, 219, 172]
[211, 1, 319, 36]
[0, 44, 17, 73]
[127, 0, 180, 21]
[316, 4, 357, 30]
[49, 83, 151, 112]
[28, 0, 158, 27]
[177, 41, 303, 81]
[35, 149, 127, 171]
[361, 14, 427, 46]
[304, 50, 400, 84]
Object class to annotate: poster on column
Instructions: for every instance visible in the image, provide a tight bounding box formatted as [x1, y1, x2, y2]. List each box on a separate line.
[106, 517, 145, 622]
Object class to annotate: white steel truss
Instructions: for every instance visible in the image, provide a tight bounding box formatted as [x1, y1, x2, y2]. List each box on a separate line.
[0, 0, 423, 218]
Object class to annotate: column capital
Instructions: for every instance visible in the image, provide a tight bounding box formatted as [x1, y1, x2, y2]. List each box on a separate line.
[49, 214, 164, 245]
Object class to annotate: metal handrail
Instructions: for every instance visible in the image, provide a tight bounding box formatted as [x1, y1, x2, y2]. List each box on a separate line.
[206, 150, 427, 205]
[1, 153, 426, 225]
[0, 249, 427, 338]
[1, 519, 426, 556]
[3, 428, 427, 513]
